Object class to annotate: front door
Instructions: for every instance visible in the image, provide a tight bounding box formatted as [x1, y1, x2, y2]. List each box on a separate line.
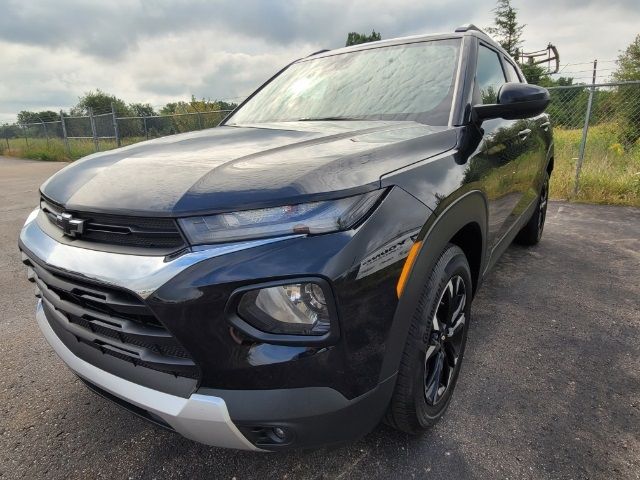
[467, 44, 526, 252]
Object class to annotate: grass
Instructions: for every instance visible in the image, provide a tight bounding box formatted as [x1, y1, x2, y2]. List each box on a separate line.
[0, 136, 144, 161]
[551, 124, 640, 207]
[1, 123, 639, 206]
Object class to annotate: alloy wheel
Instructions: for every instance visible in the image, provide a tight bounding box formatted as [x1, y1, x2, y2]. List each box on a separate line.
[537, 180, 548, 237]
[423, 275, 467, 406]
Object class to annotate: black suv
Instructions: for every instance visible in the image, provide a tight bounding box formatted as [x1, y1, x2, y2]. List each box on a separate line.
[19, 25, 552, 451]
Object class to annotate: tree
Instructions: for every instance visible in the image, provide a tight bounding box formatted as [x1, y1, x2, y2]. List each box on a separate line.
[72, 89, 130, 116]
[519, 63, 548, 85]
[345, 30, 381, 47]
[0, 123, 22, 140]
[486, 0, 524, 57]
[129, 103, 156, 117]
[613, 34, 640, 82]
[612, 34, 640, 147]
[486, 0, 555, 86]
[158, 96, 238, 134]
[17, 110, 59, 124]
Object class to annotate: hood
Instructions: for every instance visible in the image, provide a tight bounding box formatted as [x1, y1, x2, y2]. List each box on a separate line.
[41, 121, 458, 216]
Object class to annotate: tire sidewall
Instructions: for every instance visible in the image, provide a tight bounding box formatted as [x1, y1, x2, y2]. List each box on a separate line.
[411, 250, 472, 425]
[536, 173, 550, 241]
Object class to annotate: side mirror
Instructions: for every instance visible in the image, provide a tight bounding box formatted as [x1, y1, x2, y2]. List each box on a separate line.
[472, 83, 550, 123]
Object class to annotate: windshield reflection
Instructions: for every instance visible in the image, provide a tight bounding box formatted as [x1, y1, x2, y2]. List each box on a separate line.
[227, 39, 461, 127]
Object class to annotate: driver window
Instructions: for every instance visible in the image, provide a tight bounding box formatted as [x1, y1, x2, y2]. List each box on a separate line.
[476, 45, 507, 104]
[503, 59, 522, 83]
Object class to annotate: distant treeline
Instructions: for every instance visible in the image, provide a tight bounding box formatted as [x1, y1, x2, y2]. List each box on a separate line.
[1, 90, 238, 139]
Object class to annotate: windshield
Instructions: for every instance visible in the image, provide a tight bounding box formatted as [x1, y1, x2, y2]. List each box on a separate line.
[226, 38, 461, 126]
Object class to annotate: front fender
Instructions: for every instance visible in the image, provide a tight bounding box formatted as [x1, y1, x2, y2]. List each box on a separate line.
[379, 190, 489, 380]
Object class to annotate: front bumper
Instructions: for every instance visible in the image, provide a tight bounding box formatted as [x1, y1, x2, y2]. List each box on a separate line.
[36, 300, 259, 450]
[20, 186, 432, 449]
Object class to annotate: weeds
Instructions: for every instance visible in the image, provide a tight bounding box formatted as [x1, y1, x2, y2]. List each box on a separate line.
[0, 137, 144, 161]
[550, 124, 640, 206]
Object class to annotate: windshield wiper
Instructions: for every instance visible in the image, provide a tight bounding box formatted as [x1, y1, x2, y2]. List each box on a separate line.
[297, 116, 362, 121]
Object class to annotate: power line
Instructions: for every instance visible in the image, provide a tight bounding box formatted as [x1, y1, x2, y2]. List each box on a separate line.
[556, 59, 617, 75]
[560, 59, 616, 67]
[554, 68, 616, 75]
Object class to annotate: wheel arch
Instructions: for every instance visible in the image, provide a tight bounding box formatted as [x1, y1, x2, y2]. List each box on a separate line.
[449, 222, 483, 297]
[379, 190, 489, 381]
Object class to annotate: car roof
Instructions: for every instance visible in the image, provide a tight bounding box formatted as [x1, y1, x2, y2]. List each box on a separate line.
[305, 27, 510, 62]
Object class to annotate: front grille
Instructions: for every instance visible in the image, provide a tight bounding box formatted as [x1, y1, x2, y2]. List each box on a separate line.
[41, 198, 186, 250]
[23, 254, 198, 379]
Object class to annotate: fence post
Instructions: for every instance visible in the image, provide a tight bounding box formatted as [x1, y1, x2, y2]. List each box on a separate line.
[89, 107, 98, 152]
[197, 111, 203, 130]
[111, 102, 121, 147]
[143, 116, 149, 140]
[4, 128, 9, 150]
[40, 118, 49, 148]
[573, 63, 598, 197]
[60, 110, 71, 157]
[574, 89, 593, 196]
[22, 124, 29, 147]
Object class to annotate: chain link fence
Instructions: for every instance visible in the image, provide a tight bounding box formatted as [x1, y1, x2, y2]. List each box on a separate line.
[546, 81, 640, 200]
[1, 105, 232, 159]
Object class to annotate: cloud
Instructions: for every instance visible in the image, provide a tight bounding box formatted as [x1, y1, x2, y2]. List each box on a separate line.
[0, 0, 638, 122]
[0, 0, 486, 59]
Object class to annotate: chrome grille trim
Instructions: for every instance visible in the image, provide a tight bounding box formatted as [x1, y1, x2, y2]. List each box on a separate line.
[20, 210, 301, 298]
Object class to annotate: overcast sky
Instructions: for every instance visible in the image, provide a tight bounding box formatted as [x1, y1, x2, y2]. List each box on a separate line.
[1, 0, 638, 122]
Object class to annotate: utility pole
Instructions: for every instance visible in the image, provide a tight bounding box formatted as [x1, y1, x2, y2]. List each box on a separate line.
[574, 59, 598, 197]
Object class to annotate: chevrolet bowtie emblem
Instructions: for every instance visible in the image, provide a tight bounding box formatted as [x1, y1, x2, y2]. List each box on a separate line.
[55, 212, 85, 238]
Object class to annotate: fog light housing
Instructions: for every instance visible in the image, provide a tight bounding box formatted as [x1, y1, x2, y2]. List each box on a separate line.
[238, 282, 330, 336]
[227, 278, 339, 345]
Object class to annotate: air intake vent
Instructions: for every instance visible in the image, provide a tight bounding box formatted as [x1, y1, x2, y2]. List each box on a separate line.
[23, 253, 198, 380]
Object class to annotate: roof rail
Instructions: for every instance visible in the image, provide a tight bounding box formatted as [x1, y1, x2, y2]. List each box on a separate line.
[307, 49, 330, 57]
[455, 24, 487, 34]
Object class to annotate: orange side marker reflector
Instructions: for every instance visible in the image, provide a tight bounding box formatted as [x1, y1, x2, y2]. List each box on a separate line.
[396, 240, 423, 298]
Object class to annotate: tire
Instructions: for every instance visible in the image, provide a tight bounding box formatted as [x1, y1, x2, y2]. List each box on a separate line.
[515, 171, 549, 246]
[385, 244, 472, 434]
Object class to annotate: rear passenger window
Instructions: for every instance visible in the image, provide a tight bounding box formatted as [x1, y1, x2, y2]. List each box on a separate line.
[476, 45, 506, 104]
[503, 60, 521, 83]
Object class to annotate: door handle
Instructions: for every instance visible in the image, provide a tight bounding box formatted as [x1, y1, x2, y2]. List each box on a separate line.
[517, 128, 531, 140]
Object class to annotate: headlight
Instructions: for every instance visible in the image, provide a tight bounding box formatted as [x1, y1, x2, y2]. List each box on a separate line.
[238, 282, 330, 335]
[178, 189, 384, 245]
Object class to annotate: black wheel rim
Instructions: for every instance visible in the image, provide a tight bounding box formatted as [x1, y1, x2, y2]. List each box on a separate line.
[537, 180, 548, 238]
[424, 275, 467, 406]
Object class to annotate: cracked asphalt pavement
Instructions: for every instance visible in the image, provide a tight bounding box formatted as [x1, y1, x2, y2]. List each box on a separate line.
[1, 156, 639, 479]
